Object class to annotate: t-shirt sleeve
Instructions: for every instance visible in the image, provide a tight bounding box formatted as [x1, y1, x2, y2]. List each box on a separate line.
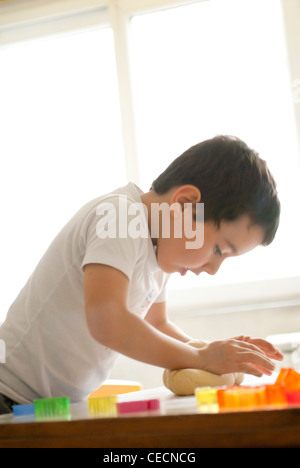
[81, 197, 144, 281]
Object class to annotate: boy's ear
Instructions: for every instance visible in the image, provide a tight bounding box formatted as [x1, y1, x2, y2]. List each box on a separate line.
[170, 185, 201, 207]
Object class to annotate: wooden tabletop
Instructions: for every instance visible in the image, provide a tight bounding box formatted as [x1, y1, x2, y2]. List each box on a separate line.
[1, 386, 300, 448]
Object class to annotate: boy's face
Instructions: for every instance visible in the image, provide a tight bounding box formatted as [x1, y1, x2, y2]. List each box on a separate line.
[155, 214, 265, 276]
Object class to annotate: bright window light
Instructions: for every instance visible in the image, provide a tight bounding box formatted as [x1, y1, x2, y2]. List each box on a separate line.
[130, 0, 300, 290]
[0, 27, 126, 321]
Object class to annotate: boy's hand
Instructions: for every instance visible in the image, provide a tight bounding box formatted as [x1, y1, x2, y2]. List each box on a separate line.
[200, 336, 283, 377]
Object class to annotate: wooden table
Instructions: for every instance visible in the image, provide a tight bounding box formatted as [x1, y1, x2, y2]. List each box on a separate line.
[1, 386, 300, 448]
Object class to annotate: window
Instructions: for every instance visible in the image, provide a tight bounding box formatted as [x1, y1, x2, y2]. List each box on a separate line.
[0, 0, 299, 321]
[0, 21, 126, 319]
[130, 0, 300, 295]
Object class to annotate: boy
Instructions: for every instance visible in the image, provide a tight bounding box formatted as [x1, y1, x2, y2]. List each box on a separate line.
[0, 135, 283, 413]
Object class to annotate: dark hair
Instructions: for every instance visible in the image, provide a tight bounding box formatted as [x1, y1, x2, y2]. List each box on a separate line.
[151, 135, 280, 245]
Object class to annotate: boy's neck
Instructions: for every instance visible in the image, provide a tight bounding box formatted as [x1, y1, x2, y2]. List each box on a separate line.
[140, 189, 174, 246]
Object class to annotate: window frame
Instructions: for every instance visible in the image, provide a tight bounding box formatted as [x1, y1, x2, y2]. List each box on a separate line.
[0, 0, 299, 318]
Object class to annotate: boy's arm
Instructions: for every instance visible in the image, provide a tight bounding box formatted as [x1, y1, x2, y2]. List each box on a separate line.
[145, 302, 283, 363]
[145, 301, 192, 343]
[84, 263, 201, 371]
[83, 263, 279, 375]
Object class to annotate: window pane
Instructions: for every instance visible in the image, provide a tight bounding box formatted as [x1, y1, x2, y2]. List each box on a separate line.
[0, 28, 126, 320]
[130, 0, 300, 290]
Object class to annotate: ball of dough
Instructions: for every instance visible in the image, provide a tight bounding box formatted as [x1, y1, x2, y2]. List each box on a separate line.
[234, 372, 244, 385]
[163, 339, 244, 396]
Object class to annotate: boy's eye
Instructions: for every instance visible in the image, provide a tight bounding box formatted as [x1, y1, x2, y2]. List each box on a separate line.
[215, 245, 222, 256]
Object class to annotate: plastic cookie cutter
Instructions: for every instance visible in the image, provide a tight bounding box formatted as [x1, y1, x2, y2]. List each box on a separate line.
[217, 386, 268, 411]
[276, 368, 300, 391]
[117, 398, 160, 414]
[87, 396, 118, 417]
[12, 403, 35, 417]
[195, 387, 219, 413]
[275, 367, 300, 405]
[265, 384, 288, 408]
[34, 396, 71, 420]
[217, 387, 247, 411]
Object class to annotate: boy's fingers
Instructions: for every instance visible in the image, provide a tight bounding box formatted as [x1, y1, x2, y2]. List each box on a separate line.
[249, 339, 284, 360]
[203, 339, 277, 376]
[233, 339, 274, 360]
[237, 364, 264, 378]
[232, 342, 276, 372]
[238, 350, 276, 373]
[232, 336, 284, 361]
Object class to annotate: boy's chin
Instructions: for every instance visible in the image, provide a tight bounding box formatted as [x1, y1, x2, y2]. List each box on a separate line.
[157, 263, 181, 275]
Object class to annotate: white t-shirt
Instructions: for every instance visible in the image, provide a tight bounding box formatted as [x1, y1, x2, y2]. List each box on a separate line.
[0, 183, 168, 403]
